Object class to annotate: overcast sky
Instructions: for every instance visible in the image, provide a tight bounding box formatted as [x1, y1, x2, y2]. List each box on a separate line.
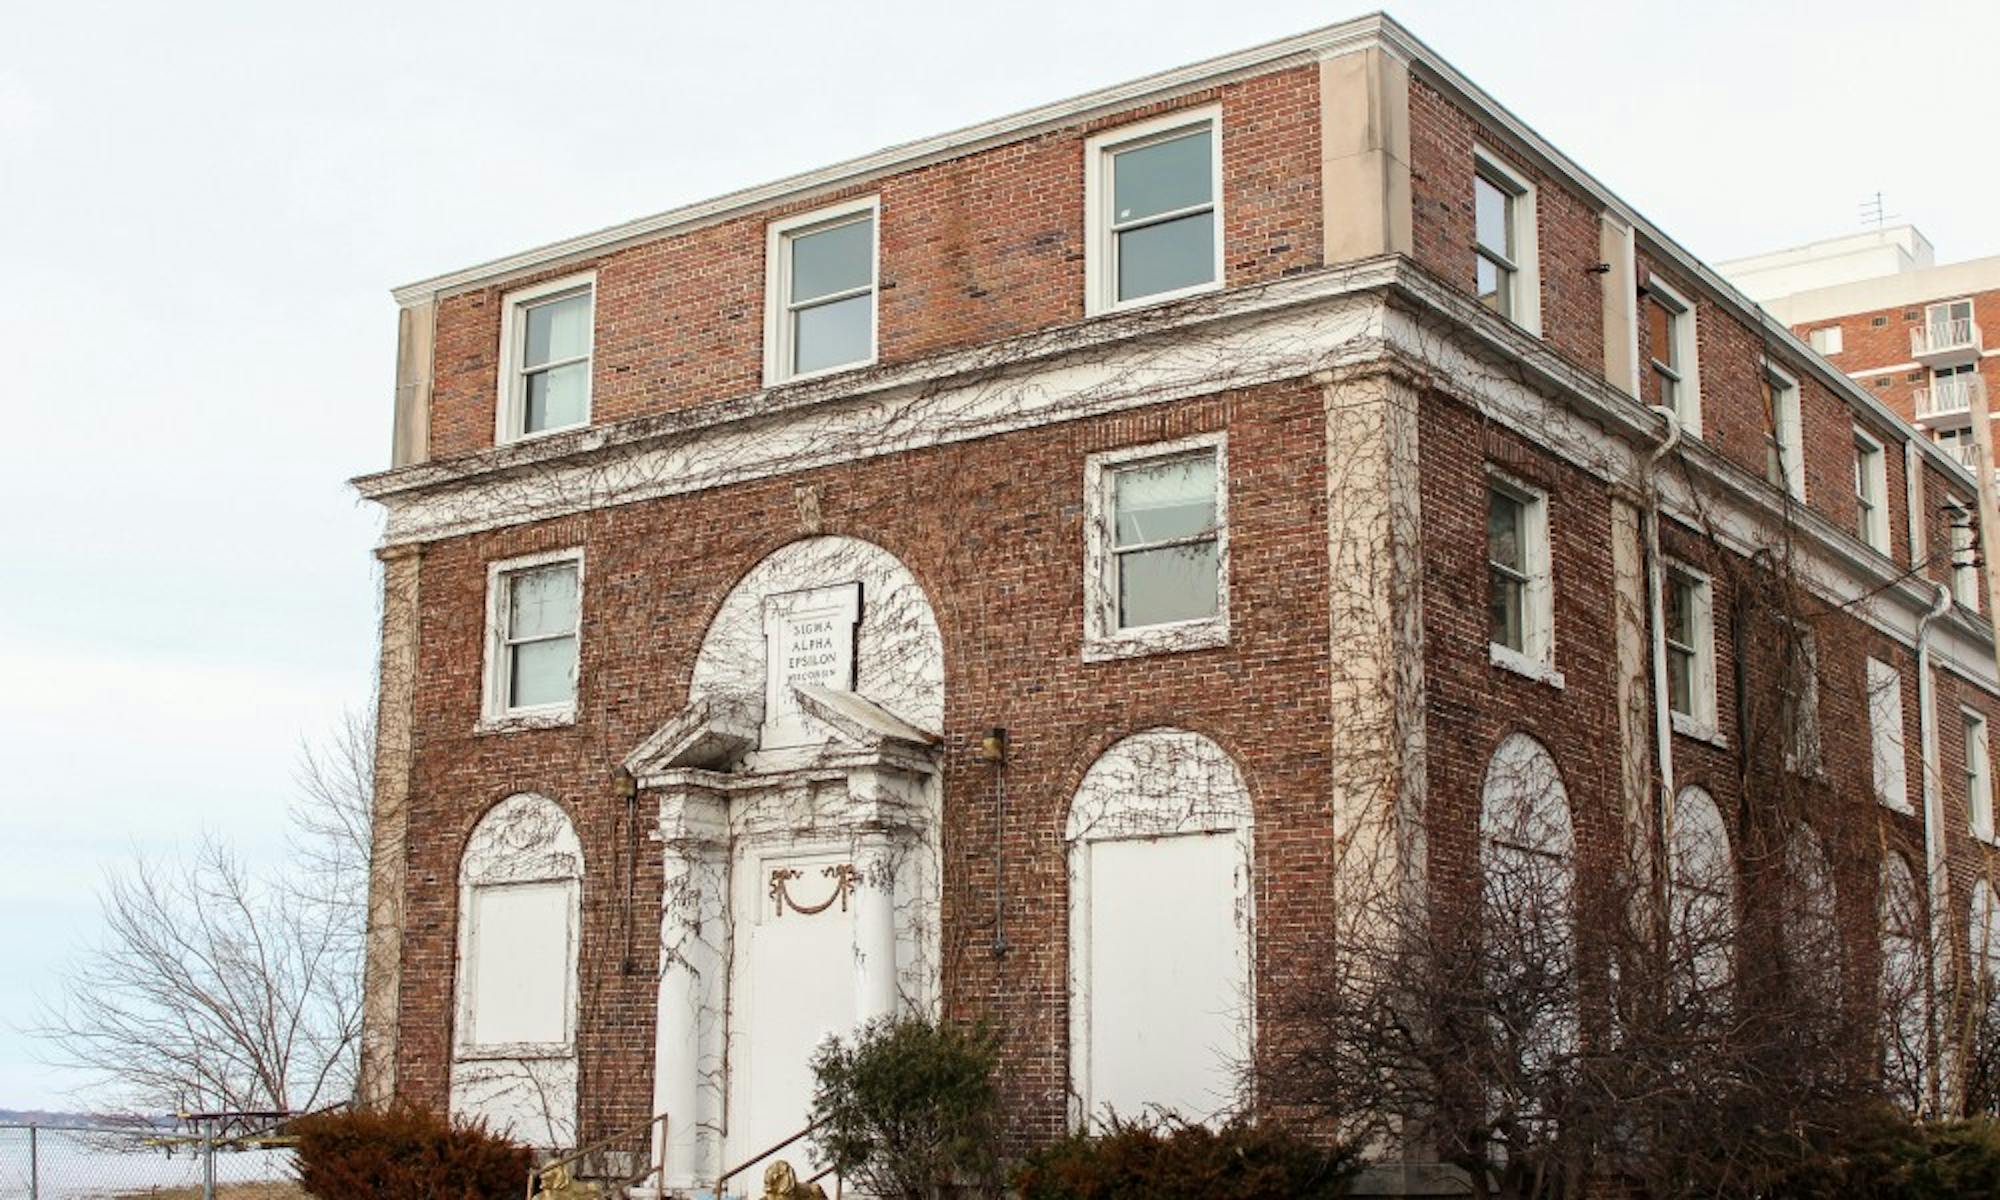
[3, 0, 1994, 1110]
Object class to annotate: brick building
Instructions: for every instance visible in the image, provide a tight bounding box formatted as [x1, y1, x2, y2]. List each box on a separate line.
[352, 14, 2000, 1194]
[1722, 226, 2000, 480]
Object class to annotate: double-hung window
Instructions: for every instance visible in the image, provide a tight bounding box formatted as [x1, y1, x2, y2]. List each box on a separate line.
[1083, 435, 1229, 659]
[1808, 325, 1844, 355]
[765, 198, 878, 382]
[1644, 278, 1700, 433]
[1664, 565, 1715, 735]
[1967, 708, 1993, 841]
[1763, 364, 1805, 500]
[1085, 108, 1221, 314]
[1950, 502, 1980, 611]
[1473, 149, 1538, 332]
[1488, 473, 1556, 682]
[498, 274, 594, 441]
[484, 550, 583, 726]
[1866, 657, 1910, 813]
[1854, 428, 1889, 553]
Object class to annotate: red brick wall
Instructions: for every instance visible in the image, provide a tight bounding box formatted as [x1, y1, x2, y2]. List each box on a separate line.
[1406, 78, 1605, 378]
[1789, 290, 2000, 485]
[386, 54, 2000, 1155]
[1420, 390, 1950, 1024]
[422, 67, 1322, 459]
[394, 378, 1336, 1142]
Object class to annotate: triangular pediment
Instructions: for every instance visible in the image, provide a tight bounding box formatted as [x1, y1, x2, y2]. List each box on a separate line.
[623, 693, 760, 779]
[791, 685, 941, 752]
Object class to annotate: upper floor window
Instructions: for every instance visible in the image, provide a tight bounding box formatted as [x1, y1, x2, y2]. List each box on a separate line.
[1488, 473, 1556, 683]
[1853, 428, 1889, 553]
[1927, 298, 1975, 343]
[765, 198, 879, 383]
[1866, 656, 1909, 813]
[1083, 434, 1229, 660]
[1085, 108, 1221, 315]
[1807, 325, 1843, 355]
[1950, 502, 1981, 611]
[1644, 277, 1700, 434]
[498, 274, 594, 441]
[483, 549, 583, 727]
[1762, 363, 1805, 501]
[1968, 708, 1994, 841]
[1937, 427, 1977, 473]
[1664, 564, 1716, 736]
[1473, 149, 1539, 333]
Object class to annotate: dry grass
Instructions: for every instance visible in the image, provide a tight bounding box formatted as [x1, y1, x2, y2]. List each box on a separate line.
[110, 1183, 305, 1200]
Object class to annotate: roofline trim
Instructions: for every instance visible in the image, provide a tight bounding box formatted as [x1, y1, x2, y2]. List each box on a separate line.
[388, 12, 1404, 305]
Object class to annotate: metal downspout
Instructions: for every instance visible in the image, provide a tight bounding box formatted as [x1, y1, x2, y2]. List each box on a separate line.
[1644, 406, 1684, 905]
[1917, 581, 1952, 1115]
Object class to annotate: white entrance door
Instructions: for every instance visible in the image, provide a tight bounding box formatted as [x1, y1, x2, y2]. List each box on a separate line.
[727, 848, 858, 1188]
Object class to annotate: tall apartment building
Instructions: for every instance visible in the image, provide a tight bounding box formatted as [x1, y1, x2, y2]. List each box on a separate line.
[353, 14, 2000, 1194]
[1722, 226, 2000, 477]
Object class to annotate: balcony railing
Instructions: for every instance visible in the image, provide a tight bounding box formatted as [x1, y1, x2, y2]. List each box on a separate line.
[1911, 317, 1983, 365]
[1914, 374, 1985, 427]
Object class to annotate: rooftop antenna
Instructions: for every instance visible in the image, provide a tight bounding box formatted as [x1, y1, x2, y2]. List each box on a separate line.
[1859, 191, 1899, 229]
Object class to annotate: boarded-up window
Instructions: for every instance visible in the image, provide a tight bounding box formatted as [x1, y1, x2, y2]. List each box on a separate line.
[1067, 730, 1252, 1127]
[1670, 786, 1734, 993]
[465, 881, 574, 1049]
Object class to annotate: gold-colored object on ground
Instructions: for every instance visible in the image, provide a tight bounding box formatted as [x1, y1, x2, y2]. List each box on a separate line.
[537, 1162, 601, 1198]
[760, 1158, 828, 1200]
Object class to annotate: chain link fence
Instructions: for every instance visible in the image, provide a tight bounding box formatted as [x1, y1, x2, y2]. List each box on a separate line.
[0, 1123, 299, 1200]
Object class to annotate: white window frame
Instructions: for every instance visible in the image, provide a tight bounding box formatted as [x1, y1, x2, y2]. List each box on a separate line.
[1966, 707, 1994, 842]
[495, 272, 596, 444]
[1867, 656, 1911, 814]
[1664, 562, 1717, 740]
[1763, 362, 1806, 501]
[1927, 297, 1975, 340]
[1854, 427, 1890, 554]
[1808, 325, 1844, 356]
[1082, 432, 1229, 662]
[1083, 106, 1224, 317]
[1950, 501, 1981, 612]
[1487, 469, 1561, 687]
[452, 793, 583, 1067]
[1472, 147, 1541, 336]
[762, 196, 881, 386]
[1645, 277, 1702, 436]
[481, 547, 584, 730]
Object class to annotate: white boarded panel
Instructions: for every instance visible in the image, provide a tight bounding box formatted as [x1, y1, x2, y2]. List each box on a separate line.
[467, 880, 572, 1048]
[735, 856, 858, 1180]
[1086, 832, 1243, 1122]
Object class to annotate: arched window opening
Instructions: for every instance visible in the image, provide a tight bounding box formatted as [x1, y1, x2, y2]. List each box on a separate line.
[1067, 729, 1253, 1128]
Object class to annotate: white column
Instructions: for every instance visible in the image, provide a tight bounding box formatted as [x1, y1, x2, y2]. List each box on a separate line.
[650, 790, 725, 1194]
[853, 830, 900, 1023]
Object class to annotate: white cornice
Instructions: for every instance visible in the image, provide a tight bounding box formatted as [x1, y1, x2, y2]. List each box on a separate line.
[357, 253, 1998, 692]
[388, 13, 1404, 306]
[355, 258, 1403, 505]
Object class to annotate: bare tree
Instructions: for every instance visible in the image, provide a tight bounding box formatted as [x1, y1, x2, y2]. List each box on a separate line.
[33, 710, 372, 1116]
[1255, 529, 1909, 1199]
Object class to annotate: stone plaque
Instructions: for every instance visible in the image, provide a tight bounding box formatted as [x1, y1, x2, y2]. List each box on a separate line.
[760, 582, 862, 748]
